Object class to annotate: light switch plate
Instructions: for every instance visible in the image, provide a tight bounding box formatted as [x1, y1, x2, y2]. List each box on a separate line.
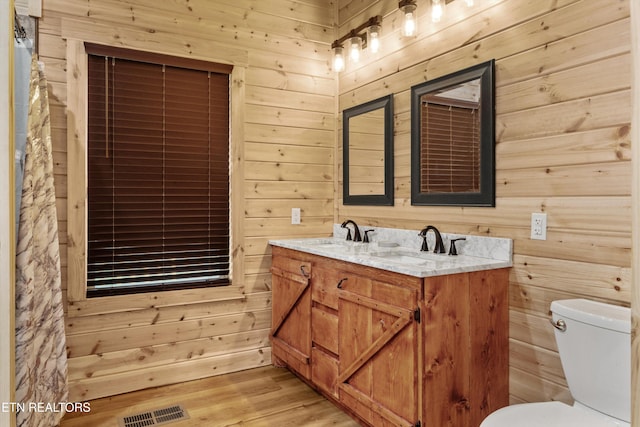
[291, 208, 301, 225]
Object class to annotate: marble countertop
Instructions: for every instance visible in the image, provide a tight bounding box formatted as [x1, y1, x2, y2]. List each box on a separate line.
[269, 228, 512, 278]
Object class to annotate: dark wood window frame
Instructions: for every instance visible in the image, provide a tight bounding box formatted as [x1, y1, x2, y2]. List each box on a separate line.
[85, 43, 233, 297]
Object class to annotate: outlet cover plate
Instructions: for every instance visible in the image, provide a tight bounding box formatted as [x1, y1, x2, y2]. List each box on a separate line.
[531, 212, 547, 240]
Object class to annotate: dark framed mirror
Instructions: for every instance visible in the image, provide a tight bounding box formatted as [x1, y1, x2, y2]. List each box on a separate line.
[411, 59, 495, 206]
[343, 94, 394, 206]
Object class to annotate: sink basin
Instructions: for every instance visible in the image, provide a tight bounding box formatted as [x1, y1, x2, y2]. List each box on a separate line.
[369, 251, 438, 266]
[304, 239, 349, 250]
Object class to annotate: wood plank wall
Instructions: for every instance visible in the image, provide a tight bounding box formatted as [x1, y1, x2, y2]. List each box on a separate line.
[38, 0, 336, 401]
[336, 0, 631, 404]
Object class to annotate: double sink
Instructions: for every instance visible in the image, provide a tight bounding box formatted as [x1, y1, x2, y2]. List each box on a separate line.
[309, 238, 438, 266]
[268, 236, 513, 278]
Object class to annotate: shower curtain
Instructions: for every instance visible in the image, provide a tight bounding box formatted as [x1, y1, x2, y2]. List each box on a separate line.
[15, 55, 68, 427]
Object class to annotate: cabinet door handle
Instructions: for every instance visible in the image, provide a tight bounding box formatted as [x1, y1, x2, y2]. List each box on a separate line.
[300, 265, 309, 277]
[337, 278, 348, 288]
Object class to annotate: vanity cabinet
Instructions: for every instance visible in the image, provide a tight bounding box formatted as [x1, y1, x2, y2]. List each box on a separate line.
[270, 246, 509, 427]
[270, 249, 312, 379]
[337, 269, 421, 426]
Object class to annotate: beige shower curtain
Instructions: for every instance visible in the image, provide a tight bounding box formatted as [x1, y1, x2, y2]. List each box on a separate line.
[15, 56, 68, 427]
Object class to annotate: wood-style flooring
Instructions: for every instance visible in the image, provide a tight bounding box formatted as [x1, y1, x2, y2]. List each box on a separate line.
[60, 366, 360, 426]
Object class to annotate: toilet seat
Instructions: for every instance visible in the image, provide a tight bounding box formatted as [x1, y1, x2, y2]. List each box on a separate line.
[480, 401, 630, 427]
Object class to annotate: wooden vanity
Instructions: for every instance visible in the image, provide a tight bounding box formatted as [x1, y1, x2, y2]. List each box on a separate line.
[270, 245, 509, 427]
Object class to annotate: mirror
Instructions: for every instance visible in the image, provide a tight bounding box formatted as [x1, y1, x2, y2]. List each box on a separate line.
[343, 94, 394, 205]
[411, 59, 495, 206]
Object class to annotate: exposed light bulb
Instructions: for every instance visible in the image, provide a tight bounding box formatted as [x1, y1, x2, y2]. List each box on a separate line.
[367, 25, 381, 54]
[399, 0, 417, 37]
[431, 0, 444, 22]
[333, 46, 344, 72]
[403, 11, 416, 37]
[349, 36, 362, 62]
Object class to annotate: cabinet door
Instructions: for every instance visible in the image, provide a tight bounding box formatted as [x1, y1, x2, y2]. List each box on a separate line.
[338, 274, 420, 427]
[271, 256, 312, 379]
[423, 269, 509, 427]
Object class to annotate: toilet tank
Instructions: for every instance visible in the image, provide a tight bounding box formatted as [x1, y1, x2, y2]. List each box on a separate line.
[550, 299, 630, 424]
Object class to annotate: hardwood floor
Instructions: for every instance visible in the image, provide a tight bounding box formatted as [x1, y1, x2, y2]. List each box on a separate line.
[60, 366, 360, 426]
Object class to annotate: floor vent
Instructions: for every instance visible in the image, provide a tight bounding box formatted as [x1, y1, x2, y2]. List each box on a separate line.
[118, 404, 190, 427]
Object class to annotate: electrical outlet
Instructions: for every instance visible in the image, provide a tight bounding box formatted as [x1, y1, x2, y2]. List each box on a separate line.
[530, 212, 547, 240]
[291, 208, 301, 225]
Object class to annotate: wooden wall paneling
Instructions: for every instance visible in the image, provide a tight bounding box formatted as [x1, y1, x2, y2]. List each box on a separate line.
[339, 0, 589, 96]
[498, 18, 630, 87]
[511, 255, 631, 302]
[509, 340, 567, 386]
[66, 293, 271, 335]
[245, 104, 333, 129]
[338, 0, 626, 104]
[496, 54, 630, 114]
[497, 91, 630, 142]
[244, 161, 333, 182]
[51, 1, 330, 60]
[67, 328, 270, 381]
[246, 86, 334, 113]
[41, 0, 336, 400]
[244, 181, 334, 200]
[245, 123, 334, 146]
[68, 347, 272, 401]
[249, 50, 332, 78]
[337, 0, 631, 405]
[66, 309, 272, 356]
[65, 38, 87, 303]
[496, 162, 631, 197]
[246, 68, 335, 96]
[244, 199, 332, 218]
[244, 142, 333, 164]
[497, 127, 631, 170]
[509, 366, 572, 405]
[231, 65, 246, 289]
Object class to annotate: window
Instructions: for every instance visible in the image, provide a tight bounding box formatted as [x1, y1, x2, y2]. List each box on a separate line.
[85, 44, 232, 297]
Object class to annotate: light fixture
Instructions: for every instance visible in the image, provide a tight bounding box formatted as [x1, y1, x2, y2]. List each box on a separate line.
[431, 0, 444, 22]
[332, 42, 345, 72]
[331, 15, 382, 72]
[399, 0, 417, 37]
[465, 0, 474, 6]
[349, 35, 363, 62]
[367, 23, 381, 54]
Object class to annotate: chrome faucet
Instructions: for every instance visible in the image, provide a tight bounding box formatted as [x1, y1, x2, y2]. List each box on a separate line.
[418, 225, 445, 253]
[341, 220, 362, 242]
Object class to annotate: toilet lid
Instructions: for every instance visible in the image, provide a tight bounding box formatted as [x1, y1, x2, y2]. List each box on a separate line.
[480, 402, 629, 427]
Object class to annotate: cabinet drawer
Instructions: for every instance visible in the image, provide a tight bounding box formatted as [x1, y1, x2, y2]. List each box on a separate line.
[271, 247, 311, 277]
[311, 269, 345, 310]
[311, 347, 339, 398]
[338, 274, 416, 310]
[311, 307, 338, 354]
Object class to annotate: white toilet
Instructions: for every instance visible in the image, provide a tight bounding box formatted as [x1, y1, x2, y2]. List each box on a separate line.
[480, 298, 630, 427]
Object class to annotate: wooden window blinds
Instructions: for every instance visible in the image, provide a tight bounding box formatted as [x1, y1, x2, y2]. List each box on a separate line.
[86, 44, 232, 296]
[420, 97, 480, 193]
